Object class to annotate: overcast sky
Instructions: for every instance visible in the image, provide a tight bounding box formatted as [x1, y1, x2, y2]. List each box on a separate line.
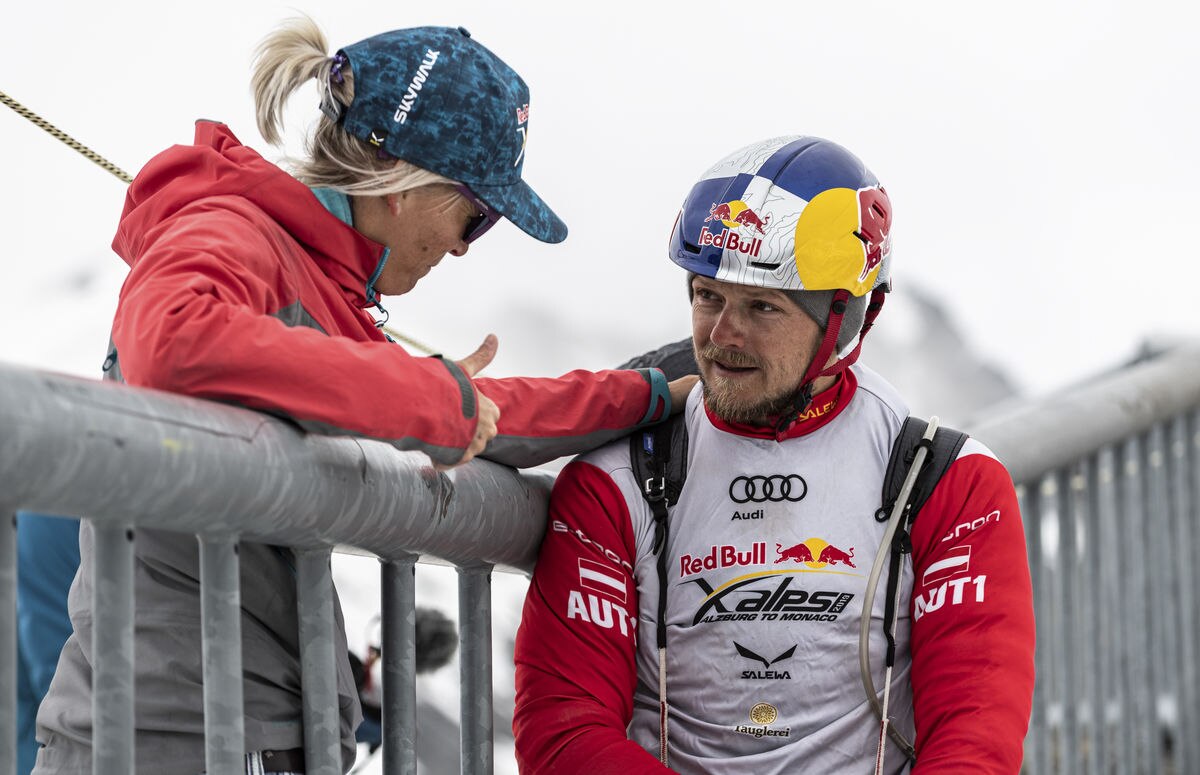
[3, 0, 1197, 399]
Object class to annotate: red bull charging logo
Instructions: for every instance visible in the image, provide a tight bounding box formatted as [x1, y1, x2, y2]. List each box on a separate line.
[699, 200, 770, 259]
[774, 538, 856, 569]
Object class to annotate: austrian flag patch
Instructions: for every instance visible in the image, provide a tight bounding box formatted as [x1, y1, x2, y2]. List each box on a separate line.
[922, 545, 971, 587]
[579, 558, 626, 604]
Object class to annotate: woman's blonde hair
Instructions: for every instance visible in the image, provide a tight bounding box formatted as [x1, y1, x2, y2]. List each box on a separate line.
[250, 16, 458, 200]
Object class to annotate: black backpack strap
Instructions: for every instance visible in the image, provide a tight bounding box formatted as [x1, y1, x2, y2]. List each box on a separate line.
[879, 416, 968, 526]
[873, 415, 969, 763]
[630, 414, 689, 651]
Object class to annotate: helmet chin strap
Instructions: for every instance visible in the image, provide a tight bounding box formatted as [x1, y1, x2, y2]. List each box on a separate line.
[773, 288, 887, 434]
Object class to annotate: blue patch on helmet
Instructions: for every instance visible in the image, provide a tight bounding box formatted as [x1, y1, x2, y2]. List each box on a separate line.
[669, 174, 757, 276]
[761, 138, 878, 202]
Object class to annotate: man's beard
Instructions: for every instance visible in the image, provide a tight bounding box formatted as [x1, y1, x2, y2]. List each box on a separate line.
[695, 343, 798, 426]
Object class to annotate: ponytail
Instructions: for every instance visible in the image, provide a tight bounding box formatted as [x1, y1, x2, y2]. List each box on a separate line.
[249, 16, 454, 196]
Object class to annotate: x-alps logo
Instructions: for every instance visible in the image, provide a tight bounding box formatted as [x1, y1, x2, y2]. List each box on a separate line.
[688, 574, 854, 625]
[734, 641, 795, 680]
[728, 474, 807, 504]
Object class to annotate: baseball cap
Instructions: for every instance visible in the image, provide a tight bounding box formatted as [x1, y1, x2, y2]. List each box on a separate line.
[332, 26, 566, 243]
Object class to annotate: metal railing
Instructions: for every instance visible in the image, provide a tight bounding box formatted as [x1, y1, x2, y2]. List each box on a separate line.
[0, 360, 552, 775]
[966, 345, 1200, 774]
[1, 344, 1198, 774]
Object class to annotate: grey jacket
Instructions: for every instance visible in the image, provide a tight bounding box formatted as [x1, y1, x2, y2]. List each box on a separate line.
[33, 524, 360, 774]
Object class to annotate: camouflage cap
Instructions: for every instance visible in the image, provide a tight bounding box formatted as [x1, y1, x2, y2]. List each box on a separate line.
[334, 26, 566, 243]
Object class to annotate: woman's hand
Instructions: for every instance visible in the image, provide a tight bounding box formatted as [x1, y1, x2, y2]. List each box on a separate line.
[667, 374, 699, 414]
[439, 334, 501, 469]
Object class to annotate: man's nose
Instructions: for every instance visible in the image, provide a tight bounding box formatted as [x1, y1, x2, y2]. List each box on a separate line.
[708, 307, 745, 349]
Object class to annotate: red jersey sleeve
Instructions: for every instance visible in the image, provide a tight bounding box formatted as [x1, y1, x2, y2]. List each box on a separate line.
[908, 449, 1036, 774]
[514, 460, 673, 774]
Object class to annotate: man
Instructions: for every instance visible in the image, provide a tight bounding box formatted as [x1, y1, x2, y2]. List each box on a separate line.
[513, 136, 1035, 773]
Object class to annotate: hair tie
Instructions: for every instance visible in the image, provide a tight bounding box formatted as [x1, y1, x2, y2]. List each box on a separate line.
[330, 52, 347, 84]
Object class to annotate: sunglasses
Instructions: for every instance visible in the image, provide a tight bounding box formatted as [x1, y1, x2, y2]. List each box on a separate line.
[455, 184, 502, 244]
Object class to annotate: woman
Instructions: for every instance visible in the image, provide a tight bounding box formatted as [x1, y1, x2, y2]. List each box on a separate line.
[33, 18, 694, 775]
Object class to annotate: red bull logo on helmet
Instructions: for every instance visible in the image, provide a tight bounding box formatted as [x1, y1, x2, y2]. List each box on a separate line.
[699, 200, 770, 259]
[793, 186, 892, 295]
[704, 200, 772, 233]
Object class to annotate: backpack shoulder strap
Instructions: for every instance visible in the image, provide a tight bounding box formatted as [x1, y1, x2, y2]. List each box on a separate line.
[629, 411, 690, 691]
[630, 413, 689, 547]
[881, 415, 969, 525]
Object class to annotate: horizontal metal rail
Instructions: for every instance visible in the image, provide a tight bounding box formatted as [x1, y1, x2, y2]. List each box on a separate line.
[965, 344, 1200, 485]
[0, 361, 553, 569]
[0, 359, 552, 775]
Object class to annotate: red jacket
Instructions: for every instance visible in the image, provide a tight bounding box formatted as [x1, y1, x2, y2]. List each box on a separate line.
[109, 121, 664, 467]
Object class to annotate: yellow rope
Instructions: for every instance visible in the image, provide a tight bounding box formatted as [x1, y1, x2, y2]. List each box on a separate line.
[1, 89, 133, 184]
[381, 326, 438, 356]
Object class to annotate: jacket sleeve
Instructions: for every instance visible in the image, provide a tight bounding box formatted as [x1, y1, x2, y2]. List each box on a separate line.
[513, 461, 673, 774]
[476, 369, 664, 469]
[110, 204, 662, 468]
[907, 447, 1036, 774]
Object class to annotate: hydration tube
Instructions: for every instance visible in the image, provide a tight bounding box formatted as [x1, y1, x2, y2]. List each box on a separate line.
[860, 416, 940, 769]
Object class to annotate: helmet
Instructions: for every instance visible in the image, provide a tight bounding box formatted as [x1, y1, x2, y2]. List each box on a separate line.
[668, 135, 892, 296]
[668, 135, 894, 413]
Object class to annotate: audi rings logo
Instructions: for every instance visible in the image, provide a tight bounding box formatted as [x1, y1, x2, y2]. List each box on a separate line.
[728, 475, 808, 504]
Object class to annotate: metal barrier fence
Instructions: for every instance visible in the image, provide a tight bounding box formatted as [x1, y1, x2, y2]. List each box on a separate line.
[0, 360, 552, 775]
[1, 344, 1198, 774]
[968, 345, 1200, 775]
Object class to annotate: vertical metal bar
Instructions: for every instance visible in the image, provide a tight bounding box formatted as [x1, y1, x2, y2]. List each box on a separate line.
[1037, 472, 1069, 773]
[458, 564, 494, 775]
[1144, 425, 1177, 773]
[1095, 445, 1126, 773]
[381, 555, 418, 775]
[92, 521, 135, 775]
[1119, 436, 1156, 774]
[1179, 409, 1200, 775]
[1, 511, 16, 775]
[296, 548, 341, 775]
[1018, 484, 1047, 774]
[1060, 467, 1089, 775]
[199, 536, 245, 775]
[1068, 461, 1097, 775]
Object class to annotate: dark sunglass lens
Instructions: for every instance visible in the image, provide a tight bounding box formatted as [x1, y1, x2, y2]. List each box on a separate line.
[464, 214, 487, 242]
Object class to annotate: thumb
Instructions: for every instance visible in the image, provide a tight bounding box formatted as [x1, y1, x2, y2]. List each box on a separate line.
[455, 333, 498, 378]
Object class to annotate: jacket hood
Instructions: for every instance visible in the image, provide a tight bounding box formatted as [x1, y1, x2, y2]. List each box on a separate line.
[112, 121, 386, 308]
